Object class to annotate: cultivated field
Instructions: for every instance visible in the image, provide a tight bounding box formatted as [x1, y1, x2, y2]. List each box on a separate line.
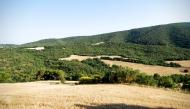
[0, 81, 190, 109]
[60, 55, 190, 76]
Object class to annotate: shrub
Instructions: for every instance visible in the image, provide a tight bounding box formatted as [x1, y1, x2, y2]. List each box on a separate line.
[36, 69, 65, 83]
[182, 75, 190, 90]
[183, 69, 189, 73]
[125, 71, 137, 83]
[107, 71, 118, 83]
[136, 73, 158, 86]
[110, 65, 126, 83]
[182, 80, 190, 90]
[59, 71, 65, 83]
[11, 71, 35, 82]
[117, 71, 128, 83]
[153, 73, 161, 80]
[46, 59, 104, 81]
[70, 73, 83, 80]
[158, 76, 175, 88]
[102, 66, 139, 83]
[92, 75, 102, 83]
[125, 69, 139, 83]
[170, 74, 184, 83]
[79, 76, 93, 84]
[42, 70, 60, 80]
[36, 70, 44, 80]
[0, 71, 12, 83]
[168, 62, 181, 67]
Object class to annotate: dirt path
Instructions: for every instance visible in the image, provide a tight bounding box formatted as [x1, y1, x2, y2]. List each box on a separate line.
[0, 81, 190, 109]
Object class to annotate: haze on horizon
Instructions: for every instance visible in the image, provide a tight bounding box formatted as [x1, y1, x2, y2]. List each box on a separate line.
[0, 0, 190, 44]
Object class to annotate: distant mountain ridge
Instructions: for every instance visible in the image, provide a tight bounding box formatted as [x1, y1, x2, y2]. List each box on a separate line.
[21, 22, 190, 48]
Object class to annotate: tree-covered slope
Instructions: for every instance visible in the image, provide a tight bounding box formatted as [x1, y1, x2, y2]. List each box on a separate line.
[21, 22, 190, 48]
[125, 22, 190, 48]
[18, 22, 190, 65]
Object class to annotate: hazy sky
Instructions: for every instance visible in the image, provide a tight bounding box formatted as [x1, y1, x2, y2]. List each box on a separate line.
[0, 0, 190, 44]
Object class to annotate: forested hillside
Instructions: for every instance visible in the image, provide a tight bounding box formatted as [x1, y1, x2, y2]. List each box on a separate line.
[19, 23, 190, 65]
[22, 22, 190, 48]
[18, 23, 190, 64]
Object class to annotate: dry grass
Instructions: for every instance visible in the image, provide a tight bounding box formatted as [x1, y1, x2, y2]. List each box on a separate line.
[102, 60, 184, 76]
[59, 55, 95, 61]
[0, 81, 190, 109]
[165, 60, 190, 74]
[59, 55, 121, 61]
[166, 60, 190, 68]
[59, 55, 189, 76]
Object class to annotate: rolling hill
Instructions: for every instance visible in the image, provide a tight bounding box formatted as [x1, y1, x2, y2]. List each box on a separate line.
[19, 22, 190, 63]
[21, 22, 190, 48]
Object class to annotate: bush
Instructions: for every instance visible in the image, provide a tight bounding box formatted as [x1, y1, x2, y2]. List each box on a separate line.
[11, 71, 35, 82]
[79, 76, 94, 84]
[36, 69, 59, 80]
[170, 74, 184, 83]
[117, 70, 128, 83]
[101, 66, 139, 83]
[183, 69, 189, 73]
[158, 76, 175, 88]
[182, 80, 190, 90]
[69, 73, 83, 81]
[102, 71, 118, 83]
[153, 73, 161, 80]
[46, 59, 103, 81]
[168, 62, 181, 67]
[125, 70, 139, 83]
[182, 75, 190, 90]
[36, 69, 65, 83]
[136, 73, 158, 86]
[0, 71, 12, 83]
[59, 71, 65, 83]
[92, 75, 102, 83]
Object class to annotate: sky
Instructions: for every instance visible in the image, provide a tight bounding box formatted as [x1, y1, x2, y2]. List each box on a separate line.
[0, 0, 190, 44]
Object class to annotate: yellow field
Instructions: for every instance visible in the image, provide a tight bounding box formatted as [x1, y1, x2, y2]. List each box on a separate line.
[166, 60, 190, 68]
[102, 60, 186, 76]
[59, 55, 190, 76]
[0, 81, 190, 109]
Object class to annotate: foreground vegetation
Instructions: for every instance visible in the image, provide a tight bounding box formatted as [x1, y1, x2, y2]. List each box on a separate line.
[75, 59, 189, 90]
